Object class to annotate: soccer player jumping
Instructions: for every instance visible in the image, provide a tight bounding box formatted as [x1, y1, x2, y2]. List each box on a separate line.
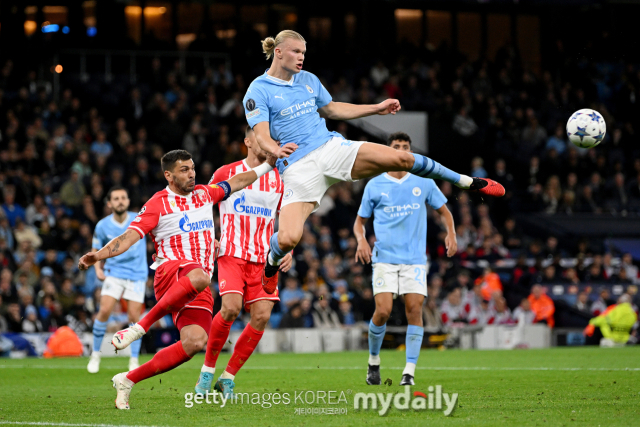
[87, 186, 147, 374]
[194, 126, 293, 398]
[78, 149, 283, 409]
[354, 132, 456, 386]
[243, 30, 503, 293]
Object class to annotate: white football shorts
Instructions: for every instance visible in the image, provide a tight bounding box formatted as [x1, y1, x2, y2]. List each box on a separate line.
[101, 276, 146, 303]
[372, 263, 428, 296]
[280, 137, 366, 211]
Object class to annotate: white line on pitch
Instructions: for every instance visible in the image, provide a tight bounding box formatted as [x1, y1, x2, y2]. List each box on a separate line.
[0, 365, 639, 371]
[0, 422, 167, 427]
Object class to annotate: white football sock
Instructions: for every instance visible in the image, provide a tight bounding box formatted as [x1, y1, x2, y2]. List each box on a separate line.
[403, 362, 416, 377]
[201, 365, 215, 374]
[220, 370, 235, 380]
[455, 175, 473, 189]
[368, 355, 381, 366]
[267, 252, 282, 267]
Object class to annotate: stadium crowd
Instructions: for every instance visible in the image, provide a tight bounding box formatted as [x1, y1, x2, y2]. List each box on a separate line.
[1, 39, 639, 341]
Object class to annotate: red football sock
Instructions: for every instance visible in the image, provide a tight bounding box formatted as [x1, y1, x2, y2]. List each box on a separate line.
[126, 341, 191, 384]
[204, 312, 234, 368]
[225, 324, 264, 375]
[138, 276, 198, 332]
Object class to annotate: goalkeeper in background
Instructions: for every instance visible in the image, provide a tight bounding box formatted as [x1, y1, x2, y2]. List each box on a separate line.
[584, 293, 638, 347]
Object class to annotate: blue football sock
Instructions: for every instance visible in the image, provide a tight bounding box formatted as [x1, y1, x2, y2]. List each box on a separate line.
[92, 319, 108, 352]
[268, 232, 287, 266]
[410, 153, 461, 184]
[129, 323, 142, 358]
[406, 324, 424, 365]
[368, 319, 386, 357]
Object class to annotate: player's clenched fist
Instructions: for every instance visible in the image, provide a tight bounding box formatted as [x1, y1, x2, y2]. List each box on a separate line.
[377, 99, 401, 115]
[78, 252, 100, 270]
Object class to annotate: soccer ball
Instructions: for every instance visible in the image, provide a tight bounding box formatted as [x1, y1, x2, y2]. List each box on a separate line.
[566, 108, 606, 148]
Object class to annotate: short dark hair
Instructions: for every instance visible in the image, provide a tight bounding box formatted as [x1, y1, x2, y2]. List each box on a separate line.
[106, 186, 128, 201]
[161, 150, 192, 172]
[245, 125, 254, 137]
[387, 132, 412, 146]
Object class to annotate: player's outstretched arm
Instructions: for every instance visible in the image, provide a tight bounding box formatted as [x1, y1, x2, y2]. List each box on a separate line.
[318, 99, 401, 121]
[354, 215, 372, 264]
[78, 229, 141, 270]
[435, 204, 457, 257]
[253, 122, 298, 159]
[225, 152, 279, 195]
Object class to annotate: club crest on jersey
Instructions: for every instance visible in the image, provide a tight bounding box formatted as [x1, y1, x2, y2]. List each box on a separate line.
[413, 187, 421, 196]
[375, 278, 384, 287]
[170, 201, 177, 207]
[179, 213, 213, 233]
[284, 189, 293, 200]
[306, 85, 314, 93]
[269, 178, 278, 189]
[219, 280, 226, 290]
[234, 192, 273, 217]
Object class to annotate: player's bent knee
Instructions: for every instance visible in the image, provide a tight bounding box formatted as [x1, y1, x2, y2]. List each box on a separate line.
[188, 271, 211, 292]
[221, 304, 241, 322]
[278, 229, 302, 250]
[252, 313, 270, 329]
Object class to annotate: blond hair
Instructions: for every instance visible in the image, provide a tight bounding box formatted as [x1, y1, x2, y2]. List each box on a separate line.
[261, 30, 306, 60]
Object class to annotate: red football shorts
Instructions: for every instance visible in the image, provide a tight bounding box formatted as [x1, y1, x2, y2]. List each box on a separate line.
[153, 259, 213, 332]
[217, 256, 279, 312]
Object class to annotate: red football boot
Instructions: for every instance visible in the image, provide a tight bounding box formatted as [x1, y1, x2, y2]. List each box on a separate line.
[470, 178, 505, 197]
[261, 251, 280, 294]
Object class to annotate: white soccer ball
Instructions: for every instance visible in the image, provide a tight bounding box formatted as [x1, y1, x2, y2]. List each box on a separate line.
[566, 108, 606, 148]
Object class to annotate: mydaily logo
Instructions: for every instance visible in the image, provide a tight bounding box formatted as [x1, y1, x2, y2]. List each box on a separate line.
[354, 385, 458, 416]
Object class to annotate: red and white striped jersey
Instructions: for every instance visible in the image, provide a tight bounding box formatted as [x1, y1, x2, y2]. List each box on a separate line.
[211, 160, 283, 264]
[127, 184, 228, 277]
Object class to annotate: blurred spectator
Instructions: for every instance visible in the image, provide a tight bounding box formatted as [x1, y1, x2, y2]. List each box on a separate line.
[492, 297, 513, 324]
[312, 294, 341, 328]
[575, 292, 590, 313]
[440, 288, 466, 326]
[474, 267, 503, 301]
[423, 297, 443, 331]
[59, 170, 86, 208]
[513, 298, 536, 325]
[279, 277, 305, 313]
[468, 299, 495, 326]
[2, 188, 25, 227]
[21, 305, 43, 332]
[591, 288, 612, 316]
[528, 284, 555, 327]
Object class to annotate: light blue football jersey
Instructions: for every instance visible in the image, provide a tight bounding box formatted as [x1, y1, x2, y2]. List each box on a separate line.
[92, 212, 148, 282]
[357, 173, 447, 265]
[243, 70, 342, 174]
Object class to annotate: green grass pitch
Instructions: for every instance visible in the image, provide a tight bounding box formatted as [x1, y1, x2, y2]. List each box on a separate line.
[0, 347, 638, 426]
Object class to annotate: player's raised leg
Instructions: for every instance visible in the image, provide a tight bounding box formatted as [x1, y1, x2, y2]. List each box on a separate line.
[401, 293, 425, 386]
[350, 143, 505, 197]
[113, 322, 208, 409]
[263, 201, 315, 290]
[367, 292, 393, 385]
[112, 268, 210, 350]
[87, 294, 117, 373]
